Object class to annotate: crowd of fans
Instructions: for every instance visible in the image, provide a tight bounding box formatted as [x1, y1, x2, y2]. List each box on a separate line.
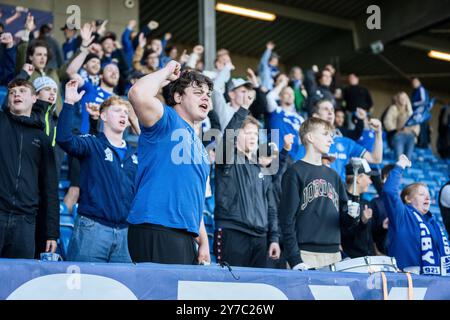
[0, 9, 450, 276]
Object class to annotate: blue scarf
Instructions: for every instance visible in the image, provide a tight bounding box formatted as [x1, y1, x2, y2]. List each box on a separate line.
[412, 209, 450, 275]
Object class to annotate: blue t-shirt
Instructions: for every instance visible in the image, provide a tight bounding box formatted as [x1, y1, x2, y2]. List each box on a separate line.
[112, 144, 128, 161]
[79, 81, 112, 134]
[296, 135, 367, 182]
[357, 128, 376, 152]
[268, 107, 304, 160]
[127, 106, 210, 236]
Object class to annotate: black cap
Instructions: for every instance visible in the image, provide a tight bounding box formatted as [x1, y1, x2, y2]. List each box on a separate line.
[83, 53, 100, 65]
[60, 23, 77, 31]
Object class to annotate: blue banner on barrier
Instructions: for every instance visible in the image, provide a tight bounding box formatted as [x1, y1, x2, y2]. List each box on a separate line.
[1, 259, 450, 300]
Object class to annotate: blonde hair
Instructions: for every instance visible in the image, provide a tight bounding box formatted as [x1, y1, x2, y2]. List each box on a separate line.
[299, 117, 333, 145]
[392, 92, 412, 112]
[100, 96, 132, 113]
[242, 115, 260, 130]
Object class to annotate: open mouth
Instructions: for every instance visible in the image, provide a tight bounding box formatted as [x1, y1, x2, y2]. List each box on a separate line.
[119, 120, 126, 126]
[13, 98, 23, 104]
[199, 104, 209, 112]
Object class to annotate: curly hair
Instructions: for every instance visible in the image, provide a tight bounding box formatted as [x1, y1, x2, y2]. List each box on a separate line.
[166, 70, 213, 107]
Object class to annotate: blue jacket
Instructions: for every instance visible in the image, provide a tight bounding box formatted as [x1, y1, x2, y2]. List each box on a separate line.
[121, 27, 134, 69]
[411, 85, 429, 108]
[383, 165, 447, 270]
[0, 46, 16, 86]
[56, 103, 138, 227]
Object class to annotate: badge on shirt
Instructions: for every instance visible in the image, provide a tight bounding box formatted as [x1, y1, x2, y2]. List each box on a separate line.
[104, 147, 113, 162]
[132, 154, 138, 165]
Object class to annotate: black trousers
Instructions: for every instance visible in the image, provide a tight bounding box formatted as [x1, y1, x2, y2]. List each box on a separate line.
[214, 228, 268, 268]
[0, 212, 36, 259]
[128, 223, 198, 265]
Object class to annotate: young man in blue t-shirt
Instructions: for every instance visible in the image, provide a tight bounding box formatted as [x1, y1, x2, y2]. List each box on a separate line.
[296, 99, 383, 182]
[127, 60, 212, 265]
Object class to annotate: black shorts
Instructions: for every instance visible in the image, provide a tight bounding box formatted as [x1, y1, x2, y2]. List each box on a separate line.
[128, 223, 198, 265]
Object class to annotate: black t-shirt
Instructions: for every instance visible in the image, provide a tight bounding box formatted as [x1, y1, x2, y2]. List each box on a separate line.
[279, 160, 357, 267]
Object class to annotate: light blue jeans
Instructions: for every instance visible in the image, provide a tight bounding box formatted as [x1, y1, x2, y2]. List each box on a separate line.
[66, 215, 131, 263]
[392, 132, 415, 161]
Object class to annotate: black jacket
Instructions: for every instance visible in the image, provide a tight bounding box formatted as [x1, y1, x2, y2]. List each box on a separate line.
[343, 85, 373, 112]
[337, 117, 364, 141]
[214, 107, 279, 243]
[0, 109, 59, 239]
[341, 192, 374, 258]
[304, 69, 336, 114]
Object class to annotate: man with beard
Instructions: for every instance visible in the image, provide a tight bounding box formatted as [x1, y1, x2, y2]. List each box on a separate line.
[71, 63, 120, 134]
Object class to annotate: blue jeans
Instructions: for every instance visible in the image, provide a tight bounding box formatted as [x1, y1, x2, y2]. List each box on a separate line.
[0, 212, 36, 259]
[392, 132, 415, 161]
[66, 215, 131, 263]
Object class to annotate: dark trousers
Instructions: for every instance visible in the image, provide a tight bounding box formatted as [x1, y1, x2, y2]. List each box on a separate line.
[0, 212, 36, 259]
[128, 223, 197, 265]
[214, 228, 268, 268]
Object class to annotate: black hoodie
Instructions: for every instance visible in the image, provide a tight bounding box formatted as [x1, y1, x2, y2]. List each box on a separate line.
[0, 109, 59, 240]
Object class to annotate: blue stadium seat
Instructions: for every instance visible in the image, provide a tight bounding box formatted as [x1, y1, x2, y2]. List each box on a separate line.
[59, 215, 74, 260]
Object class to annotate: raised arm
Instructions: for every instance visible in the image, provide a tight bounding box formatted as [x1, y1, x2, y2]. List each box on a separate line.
[382, 155, 411, 226]
[258, 42, 274, 90]
[128, 60, 181, 127]
[266, 74, 289, 113]
[66, 23, 95, 78]
[56, 80, 94, 158]
[364, 118, 383, 164]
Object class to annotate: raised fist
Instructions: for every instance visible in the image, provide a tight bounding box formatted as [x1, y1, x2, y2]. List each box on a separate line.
[0, 32, 14, 49]
[193, 45, 204, 55]
[165, 60, 181, 82]
[164, 32, 172, 41]
[361, 205, 373, 224]
[266, 41, 275, 51]
[283, 134, 295, 152]
[396, 154, 412, 169]
[355, 107, 367, 121]
[22, 63, 35, 76]
[86, 103, 100, 120]
[369, 118, 382, 133]
[148, 20, 159, 30]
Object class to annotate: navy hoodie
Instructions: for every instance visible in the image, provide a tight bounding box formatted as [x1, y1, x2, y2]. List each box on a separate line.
[56, 102, 138, 227]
